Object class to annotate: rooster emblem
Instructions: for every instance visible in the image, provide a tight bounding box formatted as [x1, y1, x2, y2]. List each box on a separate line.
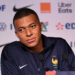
[52, 56, 58, 65]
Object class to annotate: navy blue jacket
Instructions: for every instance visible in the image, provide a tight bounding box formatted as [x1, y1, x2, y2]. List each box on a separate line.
[1, 35, 75, 75]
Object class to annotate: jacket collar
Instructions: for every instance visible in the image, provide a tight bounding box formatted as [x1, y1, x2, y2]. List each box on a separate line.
[42, 34, 55, 49]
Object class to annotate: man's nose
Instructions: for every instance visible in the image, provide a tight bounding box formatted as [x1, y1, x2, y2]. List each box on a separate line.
[25, 29, 32, 37]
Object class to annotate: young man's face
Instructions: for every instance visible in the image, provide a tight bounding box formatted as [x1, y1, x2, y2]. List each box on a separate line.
[14, 14, 43, 48]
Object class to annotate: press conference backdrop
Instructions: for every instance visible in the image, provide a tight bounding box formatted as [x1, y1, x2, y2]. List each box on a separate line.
[0, 0, 75, 74]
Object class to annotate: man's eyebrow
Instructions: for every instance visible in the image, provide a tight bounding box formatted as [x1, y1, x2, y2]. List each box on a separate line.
[17, 27, 25, 29]
[16, 23, 36, 29]
[29, 23, 35, 25]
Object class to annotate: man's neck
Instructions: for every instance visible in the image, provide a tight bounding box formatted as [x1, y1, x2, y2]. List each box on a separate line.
[30, 46, 44, 53]
[29, 39, 44, 53]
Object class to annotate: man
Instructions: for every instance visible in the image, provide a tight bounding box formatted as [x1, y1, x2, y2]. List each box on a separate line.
[1, 7, 75, 75]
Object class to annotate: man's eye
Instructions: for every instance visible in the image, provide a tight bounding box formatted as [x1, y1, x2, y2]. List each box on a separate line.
[18, 29, 25, 32]
[30, 25, 36, 28]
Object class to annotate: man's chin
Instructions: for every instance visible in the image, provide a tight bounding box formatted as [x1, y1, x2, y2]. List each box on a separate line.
[27, 44, 37, 48]
[26, 42, 38, 48]
[22, 41, 38, 48]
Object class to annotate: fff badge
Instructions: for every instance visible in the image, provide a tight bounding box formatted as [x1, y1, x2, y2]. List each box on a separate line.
[51, 56, 58, 69]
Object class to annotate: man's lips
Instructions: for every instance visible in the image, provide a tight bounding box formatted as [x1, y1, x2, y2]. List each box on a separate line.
[26, 38, 35, 43]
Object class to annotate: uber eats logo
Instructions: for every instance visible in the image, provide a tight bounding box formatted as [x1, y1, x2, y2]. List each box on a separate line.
[58, 2, 72, 13]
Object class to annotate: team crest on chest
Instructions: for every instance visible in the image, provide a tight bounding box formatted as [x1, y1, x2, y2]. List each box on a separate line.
[51, 56, 58, 69]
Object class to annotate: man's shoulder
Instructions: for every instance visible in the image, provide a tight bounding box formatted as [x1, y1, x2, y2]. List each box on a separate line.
[42, 35, 68, 50]
[44, 35, 66, 43]
[47, 36, 72, 53]
[2, 41, 24, 52]
[5, 41, 21, 47]
[48, 36, 68, 46]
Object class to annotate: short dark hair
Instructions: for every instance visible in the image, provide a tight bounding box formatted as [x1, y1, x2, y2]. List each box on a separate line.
[13, 6, 39, 24]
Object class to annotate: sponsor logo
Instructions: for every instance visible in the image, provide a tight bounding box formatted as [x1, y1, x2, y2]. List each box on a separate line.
[0, 5, 6, 11]
[0, 22, 6, 31]
[41, 22, 48, 32]
[58, 2, 72, 13]
[25, 4, 33, 8]
[51, 56, 58, 69]
[56, 22, 64, 30]
[10, 24, 14, 30]
[56, 22, 75, 30]
[19, 64, 28, 69]
[52, 56, 58, 66]
[40, 2, 51, 13]
[65, 23, 75, 29]
[70, 41, 75, 48]
[0, 23, 15, 31]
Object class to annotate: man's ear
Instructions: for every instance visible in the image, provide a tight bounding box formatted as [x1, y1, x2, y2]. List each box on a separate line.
[40, 22, 43, 31]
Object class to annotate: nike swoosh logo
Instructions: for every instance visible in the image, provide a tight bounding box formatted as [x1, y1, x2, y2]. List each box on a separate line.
[25, 4, 33, 8]
[19, 64, 28, 69]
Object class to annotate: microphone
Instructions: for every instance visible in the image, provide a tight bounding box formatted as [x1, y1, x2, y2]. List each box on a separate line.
[38, 54, 45, 75]
[62, 54, 69, 63]
[39, 54, 44, 64]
